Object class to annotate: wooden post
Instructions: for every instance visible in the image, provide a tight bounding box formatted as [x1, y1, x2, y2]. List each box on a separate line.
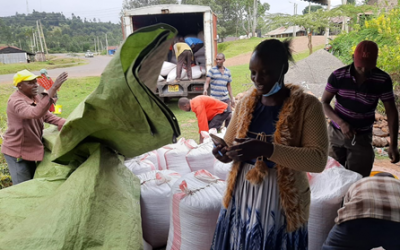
[36, 21, 44, 53]
[39, 20, 49, 55]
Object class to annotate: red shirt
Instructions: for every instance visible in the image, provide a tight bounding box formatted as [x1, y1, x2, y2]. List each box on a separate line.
[1, 91, 66, 161]
[190, 95, 228, 133]
[37, 76, 54, 90]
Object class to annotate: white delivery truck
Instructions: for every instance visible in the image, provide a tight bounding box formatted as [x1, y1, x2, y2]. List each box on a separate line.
[122, 4, 218, 101]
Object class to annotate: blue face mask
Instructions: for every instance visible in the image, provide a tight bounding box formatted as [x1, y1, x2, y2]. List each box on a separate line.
[262, 66, 284, 97]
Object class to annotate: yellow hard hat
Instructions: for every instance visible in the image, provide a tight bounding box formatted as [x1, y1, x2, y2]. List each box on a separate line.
[13, 70, 42, 86]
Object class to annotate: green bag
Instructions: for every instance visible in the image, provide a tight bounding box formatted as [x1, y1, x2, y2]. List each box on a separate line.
[0, 24, 179, 250]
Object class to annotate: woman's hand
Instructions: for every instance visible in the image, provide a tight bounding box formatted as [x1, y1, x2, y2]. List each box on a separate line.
[226, 138, 274, 162]
[212, 144, 232, 163]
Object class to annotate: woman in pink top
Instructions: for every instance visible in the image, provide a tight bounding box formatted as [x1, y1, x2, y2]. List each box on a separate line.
[1, 70, 68, 185]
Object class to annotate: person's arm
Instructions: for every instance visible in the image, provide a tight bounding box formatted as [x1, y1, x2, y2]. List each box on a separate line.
[227, 82, 235, 108]
[173, 44, 178, 59]
[269, 97, 328, 172]
[380, 77, 399, 163]
[226, 97, 328, 173]
[12, 95, 54, 120]
[203, 77, 211, 95]
[44, 112, 66, 131]
[194, 105, 209, 135]
[47, 72, 68, 98]
[383, 100, 399, 163]
[321, 74, 354, 139]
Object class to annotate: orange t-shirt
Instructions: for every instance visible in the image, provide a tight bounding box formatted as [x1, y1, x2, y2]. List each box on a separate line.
[190, 95, 228, 133]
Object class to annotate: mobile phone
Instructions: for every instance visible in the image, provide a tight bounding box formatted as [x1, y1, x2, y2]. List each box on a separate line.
[210, 134, 228, 147]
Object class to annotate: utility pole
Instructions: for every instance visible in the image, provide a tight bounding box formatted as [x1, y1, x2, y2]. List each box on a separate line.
[325, 0, 331, 45]
[293, 3, 297, 37]
[36, 20, 44, 53]
[97, 37, 100, 54]
[94, 38, 97, 54]
[31, 34, 34, 52]
[105, 33, 109, 55]
[39, 20, 49, 55]
[341, 0, 348, 32]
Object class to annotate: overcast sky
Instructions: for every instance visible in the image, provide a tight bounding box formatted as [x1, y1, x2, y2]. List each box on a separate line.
[1, 0, 346, 24]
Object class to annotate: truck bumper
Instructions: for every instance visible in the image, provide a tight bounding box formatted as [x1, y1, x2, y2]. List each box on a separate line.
[156, 79, 205, 97]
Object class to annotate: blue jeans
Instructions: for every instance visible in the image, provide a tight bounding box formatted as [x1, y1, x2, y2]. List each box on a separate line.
[322, 218, 400, 250]
[3, 154, 37, 185]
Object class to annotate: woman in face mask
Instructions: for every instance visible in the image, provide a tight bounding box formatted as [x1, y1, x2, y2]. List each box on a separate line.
[211, 39, 329, 249]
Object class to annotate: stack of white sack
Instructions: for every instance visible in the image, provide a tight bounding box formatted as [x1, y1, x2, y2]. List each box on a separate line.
[186, 132, 214, 174]
[160, 62, 177, 77]
[131, 150, 159, 170]
[138, 170, 182, 249]
[206, 128, 232, 180]
[158, 138, 197, 175]
[166, 170, 226, 250]
[307, 157, 362, 250]
[213, 161, 232, 181]
[124, 157, 156, 176]
[166, 65, 204, 82]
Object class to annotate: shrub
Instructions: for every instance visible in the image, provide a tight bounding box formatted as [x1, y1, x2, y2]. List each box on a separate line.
[332, 8, 400, 83]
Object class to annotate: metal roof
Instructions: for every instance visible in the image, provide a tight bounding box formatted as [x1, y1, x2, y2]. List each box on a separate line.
[266, 26, 305, 36]
[265, 27, 287, 36]
[0, 46, 35, 55]
[282, 26, 306, 34]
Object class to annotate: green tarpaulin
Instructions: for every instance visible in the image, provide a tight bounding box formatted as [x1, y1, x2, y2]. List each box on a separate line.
[0, 24, 179, 249]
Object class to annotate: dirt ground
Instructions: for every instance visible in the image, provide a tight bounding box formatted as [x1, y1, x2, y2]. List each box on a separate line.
[224, 35, 328, 67]
[373, 159, 400, 178]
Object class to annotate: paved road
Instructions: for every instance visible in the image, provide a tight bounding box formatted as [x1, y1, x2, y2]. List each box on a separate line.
[0, 55, 113, 84]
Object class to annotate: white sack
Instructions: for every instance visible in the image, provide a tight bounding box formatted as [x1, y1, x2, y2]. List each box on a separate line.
[191, 65, 202, 79]
[160, 61, 177, 77]
[158, 75, 165, 81]
[139, 170, 182, 248]
[186, 142, 215, 174]
[157, 146, 169, 170]
[166, 68, 188, 82]
[125, 158, 156, 176]
[200, 66, 206, 76]
[213, 160, 232, 181]
[166, 170, 226, 250]
[164, 138, 194, 175]
[134, 150, 159, 170]
[308, 157, 362, 250]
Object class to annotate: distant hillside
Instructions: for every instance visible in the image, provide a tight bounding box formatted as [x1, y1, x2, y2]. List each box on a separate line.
[0, 11, 123, 53]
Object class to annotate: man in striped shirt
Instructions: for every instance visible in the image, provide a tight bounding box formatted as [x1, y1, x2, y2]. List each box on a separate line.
[323, 173, 400, 249]
[203, 53, 235, 110]
[322, 41, 399, 177]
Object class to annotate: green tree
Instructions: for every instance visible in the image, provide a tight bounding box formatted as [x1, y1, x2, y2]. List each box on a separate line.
[302, 5, 323, 15]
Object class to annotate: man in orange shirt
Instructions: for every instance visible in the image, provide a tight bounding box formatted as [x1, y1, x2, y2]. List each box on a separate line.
[178, 95, 231, 143]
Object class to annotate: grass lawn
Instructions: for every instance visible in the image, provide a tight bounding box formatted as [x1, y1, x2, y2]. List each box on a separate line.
[218, 37, 263, 59]
[0, 57, 87, 75]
